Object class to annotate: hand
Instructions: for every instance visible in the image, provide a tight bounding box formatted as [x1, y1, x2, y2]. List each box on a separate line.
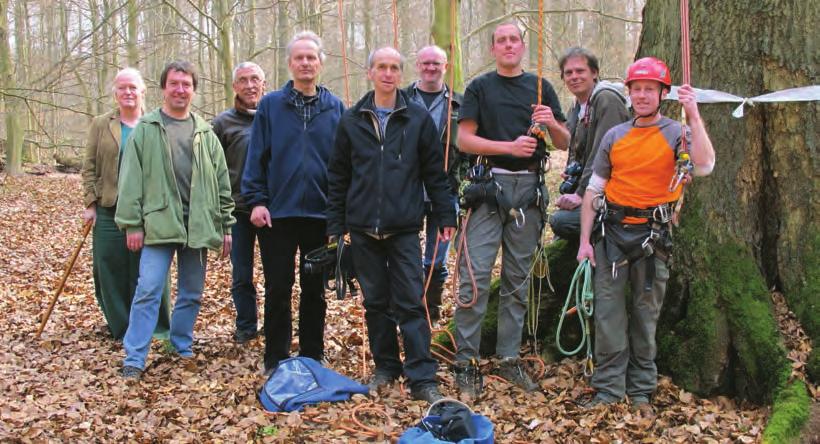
[439, 226, 457, 242]
[576, 241, 595, 267]
[328, 234, 339, 245]
[250, 206, 272, 228]
[82, 204, 97, 226]
[677, 84, 701, 120]
[509, 135, 537, 158]
[531, 104, 557, 127]
[555, 193, 582, 210]
[126, 231, 144, 252]
[221, 234, 232, 258]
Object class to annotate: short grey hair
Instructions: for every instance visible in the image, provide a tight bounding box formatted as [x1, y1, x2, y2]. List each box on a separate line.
[286, 31, 326, 62]
[367, 47, 405, 70]
[232, 61, 265, 83]
[416, 45, 448, 62]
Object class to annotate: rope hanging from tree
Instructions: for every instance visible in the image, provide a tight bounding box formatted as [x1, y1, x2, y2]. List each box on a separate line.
[670, 0, 693, 220]
[337, 0, 352, 107]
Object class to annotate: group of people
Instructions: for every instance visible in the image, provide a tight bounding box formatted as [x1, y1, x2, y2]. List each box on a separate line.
[81, 22, 714, 411]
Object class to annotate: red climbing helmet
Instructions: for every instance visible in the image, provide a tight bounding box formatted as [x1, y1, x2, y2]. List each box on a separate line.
[626, 57, 672, 89]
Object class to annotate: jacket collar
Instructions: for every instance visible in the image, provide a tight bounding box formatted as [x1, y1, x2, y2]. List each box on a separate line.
[142, 107, 212, 134]
[407, 81, 461, 105]
[280, 80, 335, 110]
[355, 89, 409, 115]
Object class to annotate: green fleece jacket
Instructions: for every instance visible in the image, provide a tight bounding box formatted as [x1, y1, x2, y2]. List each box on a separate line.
[115, 108, 235, 250]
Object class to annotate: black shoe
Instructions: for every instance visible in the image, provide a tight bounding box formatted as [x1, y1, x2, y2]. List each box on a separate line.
[366, 372, 398, 392]
[233, 329, 258, 344]
[495, 357, 538, 392]
[121, 365, 142, 379]
[425, 279, 443, 322]
[411, 384, 444, 403]
[453, 360, 483, 398]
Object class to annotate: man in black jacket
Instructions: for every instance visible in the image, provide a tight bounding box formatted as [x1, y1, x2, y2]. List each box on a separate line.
[212, 62, 266, 344]
[327, 47, 457, 404]
[403, 45, 463, 322]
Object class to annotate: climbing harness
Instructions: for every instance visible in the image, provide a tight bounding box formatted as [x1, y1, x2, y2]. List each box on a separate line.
[555, 259, 595, 377]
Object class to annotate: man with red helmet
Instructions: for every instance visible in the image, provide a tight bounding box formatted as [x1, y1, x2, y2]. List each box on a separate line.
[576, 57, 715, 413]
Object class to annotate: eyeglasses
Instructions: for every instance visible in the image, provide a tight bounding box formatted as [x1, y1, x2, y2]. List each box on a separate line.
[420, 61, 444, 67]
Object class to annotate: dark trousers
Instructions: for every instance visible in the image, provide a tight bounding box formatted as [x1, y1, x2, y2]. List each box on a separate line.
[230, 212, 260, 334]
[259, 217, 327, 370]
[350, 231, 437, 390]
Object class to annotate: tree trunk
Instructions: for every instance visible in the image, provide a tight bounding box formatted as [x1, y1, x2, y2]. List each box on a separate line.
[431, 0, 463, 92]
[215, 0, 234, 109]
[635, 0, 817, 405]
[126, 0, 139, 67]
[1, 0, 22, 174]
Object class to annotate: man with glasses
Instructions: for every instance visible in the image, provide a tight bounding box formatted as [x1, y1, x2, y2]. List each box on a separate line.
[213, 62, 267, 344]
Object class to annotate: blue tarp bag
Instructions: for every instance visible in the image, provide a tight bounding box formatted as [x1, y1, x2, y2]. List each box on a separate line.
[399, 399, 494, 444]
[258, 357, 369, 412]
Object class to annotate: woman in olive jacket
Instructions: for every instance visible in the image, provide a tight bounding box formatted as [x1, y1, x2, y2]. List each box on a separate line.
[80, 68, 171, 340]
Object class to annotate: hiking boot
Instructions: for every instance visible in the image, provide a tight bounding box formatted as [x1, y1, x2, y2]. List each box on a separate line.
[366, 372, 398, 392]
[453, 360, 483, 398]
[233, 329, 259, 344]
[495, 357, 539, 392]
[121, 365, 142, 380]
[630, 395, 656, 416]
[411, 384, 444, 404]
[580, 393, 620, 409]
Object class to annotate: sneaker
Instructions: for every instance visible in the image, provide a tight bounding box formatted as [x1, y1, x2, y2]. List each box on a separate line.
[411, 384, 444, 403]
[453, 360, 483, 398]
[366, 372, 398, 392]
[121, 365, 142, 379]
[233, 329, 259, 344]
[495, 357, 538, 392]
[580, 394, 620, 409]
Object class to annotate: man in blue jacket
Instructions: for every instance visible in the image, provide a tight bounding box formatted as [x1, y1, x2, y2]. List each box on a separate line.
[326, 47, 457, 403]
[242, 31, 345, 374]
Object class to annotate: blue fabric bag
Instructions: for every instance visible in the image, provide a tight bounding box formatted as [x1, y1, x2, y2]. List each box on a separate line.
[399, 399, 494, 444]
[258, 357, 369, 412]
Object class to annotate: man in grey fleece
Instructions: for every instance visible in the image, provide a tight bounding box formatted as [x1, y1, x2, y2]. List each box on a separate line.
[550, 47, 630, 240]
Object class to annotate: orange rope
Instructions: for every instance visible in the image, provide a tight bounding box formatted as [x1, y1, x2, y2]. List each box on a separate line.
[337, 0, 352, 107]
[442, 0, 457, 171]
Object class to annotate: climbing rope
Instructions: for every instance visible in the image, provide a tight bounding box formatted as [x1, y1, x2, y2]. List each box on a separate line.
[670, 0, 693, 222]
[555, 259, 595, 377]
[337, 0, 352, 107]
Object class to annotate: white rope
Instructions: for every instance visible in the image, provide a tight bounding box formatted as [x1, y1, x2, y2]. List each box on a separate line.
[606, 83, 819, 118]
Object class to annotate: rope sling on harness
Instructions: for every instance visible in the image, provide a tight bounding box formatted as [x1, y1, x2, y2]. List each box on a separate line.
[555, 260, 595, 377]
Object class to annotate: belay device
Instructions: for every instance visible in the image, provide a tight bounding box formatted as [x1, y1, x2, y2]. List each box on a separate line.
[302, 239, 357, 300]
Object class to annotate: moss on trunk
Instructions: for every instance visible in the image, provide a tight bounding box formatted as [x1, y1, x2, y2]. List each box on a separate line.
[762, 374, 811, 444]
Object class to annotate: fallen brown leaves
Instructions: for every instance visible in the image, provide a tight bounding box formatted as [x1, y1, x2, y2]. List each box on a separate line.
[0, 174, 771, 442]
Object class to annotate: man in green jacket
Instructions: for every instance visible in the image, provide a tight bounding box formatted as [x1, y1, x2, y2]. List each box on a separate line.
[116, 61, 235, 379]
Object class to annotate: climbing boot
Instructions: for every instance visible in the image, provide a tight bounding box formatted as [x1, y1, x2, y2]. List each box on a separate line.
[453, 359, 483, 398]
[411, 384, 444, 404]
[494, 357, 539, 392]
[366, 371, 398, 392]
[630, 395, 656, 417]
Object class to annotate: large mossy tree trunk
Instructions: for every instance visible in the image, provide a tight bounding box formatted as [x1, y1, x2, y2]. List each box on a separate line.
[636, 0, 818, 404]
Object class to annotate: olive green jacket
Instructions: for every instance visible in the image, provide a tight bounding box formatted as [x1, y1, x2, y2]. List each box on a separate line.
[115, 108, 236, 250]
[81, 109, 126, 208]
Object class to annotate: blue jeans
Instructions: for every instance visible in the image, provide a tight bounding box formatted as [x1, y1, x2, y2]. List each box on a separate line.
[230, 212, 259, 334]
[423, 201, 453, 283]
[123, 244, 207, 370]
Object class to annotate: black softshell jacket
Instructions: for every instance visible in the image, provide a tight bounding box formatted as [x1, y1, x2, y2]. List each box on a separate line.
[326, 90, 457, 236]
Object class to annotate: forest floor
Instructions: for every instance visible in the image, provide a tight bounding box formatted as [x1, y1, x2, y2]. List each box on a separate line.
[0, 172, 815, 443]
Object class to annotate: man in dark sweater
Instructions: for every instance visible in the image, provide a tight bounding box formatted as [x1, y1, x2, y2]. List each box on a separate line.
[212, 62, 267, 344]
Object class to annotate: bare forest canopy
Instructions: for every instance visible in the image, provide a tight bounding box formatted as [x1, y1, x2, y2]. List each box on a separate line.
[0, 0, 644, 164]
